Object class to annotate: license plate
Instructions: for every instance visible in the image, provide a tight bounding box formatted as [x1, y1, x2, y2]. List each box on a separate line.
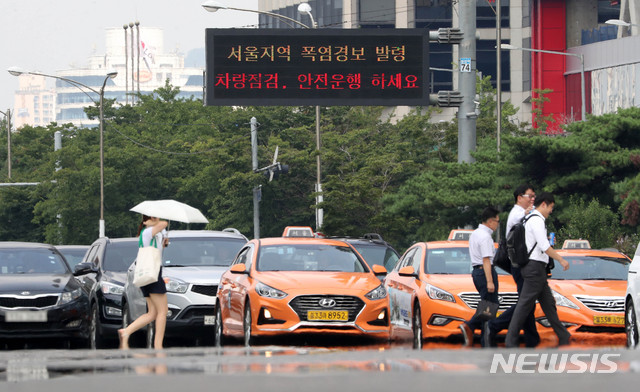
[204, 315, 215, 325]
[307, 310, 348, 321]
[593, 315, 624, 326]
[5, 310, 48, 323]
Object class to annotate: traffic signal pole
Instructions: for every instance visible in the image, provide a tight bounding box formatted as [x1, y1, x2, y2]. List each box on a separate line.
[457, 0, 477, 163]
[251, 117, 260, 239]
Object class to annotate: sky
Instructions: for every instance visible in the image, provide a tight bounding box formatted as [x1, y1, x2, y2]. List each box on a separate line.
[0, 0, 259, 111]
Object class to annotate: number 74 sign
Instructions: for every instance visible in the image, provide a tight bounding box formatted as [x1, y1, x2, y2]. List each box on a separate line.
[460, 58, 471, 72]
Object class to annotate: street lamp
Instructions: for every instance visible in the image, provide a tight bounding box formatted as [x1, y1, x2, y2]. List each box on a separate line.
[605, 19, 639, 36]
[500, 44, 586, 122]
[201, 1, 326, 230]
[8, 67, 118, 237]
[201, 1, 311, 29]
[0, 109, 10, 178]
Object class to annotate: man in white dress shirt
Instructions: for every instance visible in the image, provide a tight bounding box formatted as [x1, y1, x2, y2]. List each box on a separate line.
[459, 207, 500, 347]
[505, 192, 571, 347]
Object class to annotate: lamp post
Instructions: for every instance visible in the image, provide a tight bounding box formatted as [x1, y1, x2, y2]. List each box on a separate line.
[201, 1, 326, 230]
[0, 109, 10, 178]
[501, 44, 586, 122]
[8, 67, 118, 237]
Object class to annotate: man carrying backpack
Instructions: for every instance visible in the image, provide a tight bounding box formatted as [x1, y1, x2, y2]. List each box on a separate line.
[505, 192, 571, 348]
[484, 184, 540, 347]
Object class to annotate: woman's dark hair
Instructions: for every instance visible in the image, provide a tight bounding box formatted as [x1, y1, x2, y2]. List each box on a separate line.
[137, 215, 152, 236]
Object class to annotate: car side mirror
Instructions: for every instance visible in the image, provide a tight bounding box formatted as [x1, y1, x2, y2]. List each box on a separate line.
[398, 266, 418, 277]
[230, 264, 248, 274]
[73, 262, 94, 276]
[371, 264, 387, 275]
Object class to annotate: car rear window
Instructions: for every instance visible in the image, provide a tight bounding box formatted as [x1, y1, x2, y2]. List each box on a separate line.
[258, 244, 366, 272]
[163, 238, 246, 267]
[0, 248, 68, 275]
[350, 243, 399, 271]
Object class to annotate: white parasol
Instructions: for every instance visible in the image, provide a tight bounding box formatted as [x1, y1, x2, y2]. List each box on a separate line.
[129, 199, 209, 224]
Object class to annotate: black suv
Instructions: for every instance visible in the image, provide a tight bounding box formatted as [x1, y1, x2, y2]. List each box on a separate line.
[330, 233, 400, 272]
[75, 237, 138, 349]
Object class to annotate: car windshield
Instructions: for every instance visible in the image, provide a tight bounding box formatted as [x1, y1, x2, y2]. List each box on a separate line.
[425, 247, 509, 275]
[0, 248, 69, 275]
[257, 244, 367, 272]
[104, 241, 139, 272]
[350, 243, 399, 271]
[57, 248, 88, 268]
[549, 256, 629, 280]
[163, 238, 246, 267]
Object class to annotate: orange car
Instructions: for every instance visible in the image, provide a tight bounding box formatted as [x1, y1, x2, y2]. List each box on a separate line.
[535, 248, 630, 336]
[384, 240, 518, 347]
[214, 237, 390, 346]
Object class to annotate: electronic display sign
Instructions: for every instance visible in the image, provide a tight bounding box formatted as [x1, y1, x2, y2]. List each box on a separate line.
[205, 29, 429, 106]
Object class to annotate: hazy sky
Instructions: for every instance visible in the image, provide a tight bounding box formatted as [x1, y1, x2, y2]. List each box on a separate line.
[0, 0, 259, 111]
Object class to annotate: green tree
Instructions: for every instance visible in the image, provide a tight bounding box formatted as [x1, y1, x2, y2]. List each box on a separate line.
[556, 197, 621, 249]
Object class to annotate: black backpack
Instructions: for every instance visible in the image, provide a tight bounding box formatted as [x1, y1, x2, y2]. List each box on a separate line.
[506, 214, 540, 267]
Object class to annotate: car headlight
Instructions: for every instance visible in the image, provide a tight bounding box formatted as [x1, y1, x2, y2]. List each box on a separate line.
[552, 290, 579, 309]
[426, 284, 455, 303]
[59, 288, 83, 305]
[100, 281, 124, 296]
[365, 284, 387, 300]
[255, 282, 287, 299]
[164, 277, 189, 294]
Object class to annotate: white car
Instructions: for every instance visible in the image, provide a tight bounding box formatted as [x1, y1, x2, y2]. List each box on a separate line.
[626, 244, 640, 347]
[122, 229, 247, 347]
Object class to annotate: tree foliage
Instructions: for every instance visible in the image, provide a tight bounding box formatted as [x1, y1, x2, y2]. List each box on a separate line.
[1, 81, 640, 257]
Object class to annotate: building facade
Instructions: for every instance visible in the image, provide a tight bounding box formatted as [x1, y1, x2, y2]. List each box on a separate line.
[12, 74, 55, 129]
[259, 0, 638, 130]
[12, 26, 203, 128]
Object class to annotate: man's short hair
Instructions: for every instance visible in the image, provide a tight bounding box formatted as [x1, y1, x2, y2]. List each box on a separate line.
[481, 206, 500, 223]
[534, 192, 555, 208]
[513, 184, 534, 204]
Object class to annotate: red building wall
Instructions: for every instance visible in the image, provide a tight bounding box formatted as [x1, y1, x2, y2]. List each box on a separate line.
[532, 0, 567, 133]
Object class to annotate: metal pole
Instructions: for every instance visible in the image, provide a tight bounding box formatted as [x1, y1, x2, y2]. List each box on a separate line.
[54, 131, 62, 172]
[124, 24, 129, 105]
[129, 22, 135, 104]
[99, 79, 107, 238]
[496, 0, 502, 153]
[251, 117, 260, 239]
[315, 105, 323, 231]
[457, 0, 477, 163]
[135, 21, 140, 96]
[6, 109, 10, 179]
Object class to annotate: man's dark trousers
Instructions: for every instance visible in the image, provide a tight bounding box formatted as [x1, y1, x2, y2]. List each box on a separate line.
[486, 265, 540, 347]
[505, 260, 570, 347]
[465, 266, 498, 347]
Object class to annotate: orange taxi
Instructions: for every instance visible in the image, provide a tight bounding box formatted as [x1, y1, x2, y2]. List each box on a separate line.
[384, 240, 518, 347]
[214, 237, 390, 346]
[535, 248, 630, 336]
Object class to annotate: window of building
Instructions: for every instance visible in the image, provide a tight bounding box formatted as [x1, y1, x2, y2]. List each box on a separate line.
[359, 0, 395, 28]
[476, 39, 510, 91]
[476, 0, 509, 29]
[597, 0, 620, 24]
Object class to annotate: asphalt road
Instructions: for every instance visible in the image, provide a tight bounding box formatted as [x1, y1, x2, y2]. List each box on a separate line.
[0, 333, 638, 392]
